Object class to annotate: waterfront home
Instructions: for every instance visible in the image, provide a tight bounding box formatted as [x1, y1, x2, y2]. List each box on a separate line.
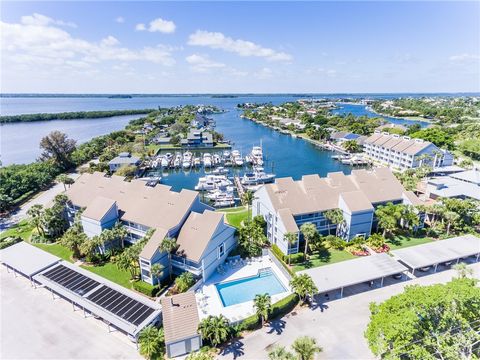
[425, 169, 480, 201]
[270, 116, 306, 130]
[363, 131, 454, 171]
[108, 152, 141, 172]
[375, 123, 407, 133]
[252, 168, 423, 255]
[329, 131, 368, 147]
[161, 292, 201, 358]
[181, 129, 214, 148]
[65, 172, 236, 285]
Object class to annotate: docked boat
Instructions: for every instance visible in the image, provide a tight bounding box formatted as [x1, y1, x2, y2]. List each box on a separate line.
[212, 166, 228, 175]
[194, 157, 201, 167]
[182, 151, 193, 169]
[231, 150, 244, 166]
[161, 153, 172, 167]
[195, 175, 232, 191]
[203, 153, 212, 168]
[213, 153, 222, 165]
[241, 167, 275, 185]
[173, 153, 182, 168]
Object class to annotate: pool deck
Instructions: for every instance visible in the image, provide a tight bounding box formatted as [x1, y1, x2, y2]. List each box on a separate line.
[195, 255, 291, 323]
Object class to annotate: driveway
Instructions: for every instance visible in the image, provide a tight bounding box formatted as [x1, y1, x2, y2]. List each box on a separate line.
[0, 172, 79, 231]
[0, 267, 141, 360]
[218, 262, 480, 360]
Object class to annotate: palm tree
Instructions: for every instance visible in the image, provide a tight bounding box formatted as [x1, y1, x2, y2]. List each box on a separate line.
[300, 223, 317, 260]
[159, 236, 177, 281]
[254, 293, 271, 327]
[291, 336, 322, 360]
[375, 203, 400, 237]
[453, 262, 473, 279]
[27, 204, 45, 237]
[343, 140, 360, 153]
[150, 263, 165, 286]
[284, 232, 298, 265]
[59, 227, 86, 259]
[324, 209, 344, 236]
[138, 325, 163, 360]
[56, 174, 74, 191]
[198, 315, 230, 347]
[241, 190, 254, 220]
[290, 274, 318, 303]
[268, 346, 295, 360]
[443, 211, 460, 236]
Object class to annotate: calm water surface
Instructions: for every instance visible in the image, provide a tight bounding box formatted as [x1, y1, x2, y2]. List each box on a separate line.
[1, 95, 433, 191]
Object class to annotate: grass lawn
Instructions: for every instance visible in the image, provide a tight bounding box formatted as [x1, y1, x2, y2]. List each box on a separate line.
[33, 243, 74, 263]
[0, 220, 35, 241]
[386, 234, 434, 250]
[218, 206, 249, 229]
[81, 262, 133, 289]
[292, 249, 356, 272]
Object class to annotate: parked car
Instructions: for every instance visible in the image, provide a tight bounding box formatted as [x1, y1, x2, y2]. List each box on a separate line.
[392, 273, 403, 279]
[418, 266, 431, 272]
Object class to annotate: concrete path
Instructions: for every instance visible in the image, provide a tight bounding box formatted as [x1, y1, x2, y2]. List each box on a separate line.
[0, 266, 141, 360]
[218, 262, 480, 360]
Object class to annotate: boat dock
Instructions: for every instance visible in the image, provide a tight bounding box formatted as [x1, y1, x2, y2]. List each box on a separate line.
[234, 176, 245, 198]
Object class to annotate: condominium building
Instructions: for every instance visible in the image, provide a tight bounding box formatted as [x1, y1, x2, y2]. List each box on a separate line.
[252, 168, 423, 255]
[363, 131, 454, 171]
[65, 172, 236, 285]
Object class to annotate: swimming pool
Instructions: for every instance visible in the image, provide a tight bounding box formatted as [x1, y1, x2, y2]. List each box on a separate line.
[215, 269, 288, 307]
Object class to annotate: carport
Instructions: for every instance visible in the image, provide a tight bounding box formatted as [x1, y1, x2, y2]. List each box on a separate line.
[391, 234, 480, 275]
[0, 242, 60, 283]
[298, 253, 408, 298]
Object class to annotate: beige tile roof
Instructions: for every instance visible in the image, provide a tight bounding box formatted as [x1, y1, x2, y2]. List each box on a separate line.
[340, 191, 374, 212]
[66, 172, 198, 231]
[175, 210, 224, 263]
[161, 292, 199, 344]
[402, 190, 424, 206]
[81, 196, 116, 222]
[365, 132, 432, 155]
[263, 168, 410, 217]
[278, 208, 299, 232]
[139, 227, 168, 259]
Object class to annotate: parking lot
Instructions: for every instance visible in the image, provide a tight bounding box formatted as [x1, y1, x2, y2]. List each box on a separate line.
[0, 267, 141, 360]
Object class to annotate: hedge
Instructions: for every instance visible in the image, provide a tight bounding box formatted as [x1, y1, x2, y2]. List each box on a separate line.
[132, 281, 160, 297]
[239, 293, 299, 331]
[270, 245, 296, 277]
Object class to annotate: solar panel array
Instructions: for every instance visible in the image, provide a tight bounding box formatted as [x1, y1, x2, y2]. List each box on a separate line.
[87, 285, 155, 326]
[42, 264, 100, 296]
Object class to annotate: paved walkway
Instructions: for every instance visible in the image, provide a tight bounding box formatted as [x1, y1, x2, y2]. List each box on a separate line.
[0, 266, 141, 360]
[218, 262, 480, 360]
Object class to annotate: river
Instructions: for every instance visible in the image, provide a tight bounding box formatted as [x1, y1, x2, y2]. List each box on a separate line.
[0, 95, 431, 191]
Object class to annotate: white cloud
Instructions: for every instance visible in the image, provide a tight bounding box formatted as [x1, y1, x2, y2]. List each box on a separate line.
[186, 54, 225, 72]
[135, 17, 176, 33]
[254, 67, 273, 79]
[449, 53, 480, 62]
[1, 14, 176, 69]
[21, 13, 77, 28]
[188, 30, 292, 62]
[115, 16, 125, 24]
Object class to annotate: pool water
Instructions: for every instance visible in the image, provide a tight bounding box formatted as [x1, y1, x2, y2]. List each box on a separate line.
[215, 269, 287, 307]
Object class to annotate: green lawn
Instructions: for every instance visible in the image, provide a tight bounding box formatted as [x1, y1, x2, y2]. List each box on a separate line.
[33, 243, 74, 263]
[292, 249, 356, 272]
[386, 234, 434, 250]
[81, 262, 133, 289]
[0, 220, 34, 241]
[218, 206, 249, 229]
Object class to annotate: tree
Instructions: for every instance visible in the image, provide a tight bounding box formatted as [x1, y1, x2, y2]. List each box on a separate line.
[39, 131, 76, 169]
[159, 236, 177, 281]
[443, 210, 460, 236]
[115, 164, 137, 177]
[198, 315, 230, 347]
[27, 204, 45, 237]
[366, 233, 385, 250]
[138, 326, 164, 360]
[268, 346, 295, 360]
[150, 263, 165, 286]
[398, 205, 420, 234]
[174, 271, 195, 293]
[343, 140, 360, 153]
[291, 336, 322, 360]
[453, 262, 473, 279]
[241, 190, 254, 219]
[113, 239, 146, 279]
[254, 293, 271, 327]
[290, 274, 318, 303]
[300, 223, 317, 260]
[324, 209, 343, 236]
[79, 235, 102, 260]
[56, 174, 74, 191]
[238, 219, 267, 257]
[374, 202, 401, 237]
[284, 232, 298, 265]
[365, 278, 480, 359]
[59, 226, 86, 259]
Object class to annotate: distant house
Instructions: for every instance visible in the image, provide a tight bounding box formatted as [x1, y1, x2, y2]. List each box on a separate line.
[376, 123, 407, 133]
[426, 169, 480, 201]
[108, 152, 141, 172]
[330, 131, 367, 147]
[65, 172, 236, 285]
[181, 130, 214, 148]
[363, 131, 454, 171]
[271, 116, 306, 130]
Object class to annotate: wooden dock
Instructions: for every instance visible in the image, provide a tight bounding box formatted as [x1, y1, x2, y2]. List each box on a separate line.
[234, 176, 245, 199]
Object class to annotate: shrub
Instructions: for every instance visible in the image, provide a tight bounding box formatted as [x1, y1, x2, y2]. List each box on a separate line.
[0, 236, 21, 250]
[270, 245, 294, 277]
[174, 271, 196, 293]
[270, 294, 299, 318]
[289, 253, 305, 264]
[133, 281, 160, 297]
[240, 314, 260, 330]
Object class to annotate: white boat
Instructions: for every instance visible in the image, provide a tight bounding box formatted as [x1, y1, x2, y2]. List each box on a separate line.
[182, 151, 193, 169]
[214, 199, 236, 208]
[231, 150, 244, 166]
[223, 150, 231, 158]
[250, 145, 264, 166]
[213, 154, 222, 165]
[203, 153, 212, 168]
[173, 154, 182, 168]
[195, 175, 232, 191]
[241, 167, 275, 185]
[205, 190, 235, 201]
[212, 166, 228, 175]
[161, 153, 172, 167]
[194, 157, 201, 167]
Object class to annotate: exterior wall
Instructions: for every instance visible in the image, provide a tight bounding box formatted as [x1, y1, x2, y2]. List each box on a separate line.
[81, 205, 118, 238]
[140, 252, 170, 285]
[166, 335, 202, 358]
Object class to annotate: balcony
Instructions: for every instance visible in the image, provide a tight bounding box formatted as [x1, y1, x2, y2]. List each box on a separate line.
[171, 256, 203, 276]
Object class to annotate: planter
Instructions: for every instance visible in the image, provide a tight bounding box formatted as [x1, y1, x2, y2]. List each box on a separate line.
[350, 250, 370, 256]
[373, 244, 390, 253]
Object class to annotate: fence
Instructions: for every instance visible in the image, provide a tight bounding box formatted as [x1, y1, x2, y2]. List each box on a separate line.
[263, 248, 292, 281]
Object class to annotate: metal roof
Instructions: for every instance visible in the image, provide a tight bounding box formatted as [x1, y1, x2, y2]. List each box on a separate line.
[391, 234, 480, 270]
[0, 242, 61, 278]
[298, 253, 408, 294]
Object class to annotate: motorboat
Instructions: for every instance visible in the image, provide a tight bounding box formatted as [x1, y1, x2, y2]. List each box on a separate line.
[212, 166, 228, 175]
[194, 157, 201, 167]
[203, 153, 212, 168]
[195, 175, 232, 191]
[241, 167, 275, 185]
[182, 151, 193, 169]
[161, 153, 172, 167]
[173, 153, 182, 168]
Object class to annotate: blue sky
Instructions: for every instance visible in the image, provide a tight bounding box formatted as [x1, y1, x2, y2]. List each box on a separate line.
[1, 1, 479, 93]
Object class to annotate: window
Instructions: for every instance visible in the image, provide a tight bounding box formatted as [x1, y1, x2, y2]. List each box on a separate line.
[218, 243, 225, 258]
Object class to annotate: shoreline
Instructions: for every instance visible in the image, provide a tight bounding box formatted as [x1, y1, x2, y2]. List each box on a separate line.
[364, 106, 434, 124]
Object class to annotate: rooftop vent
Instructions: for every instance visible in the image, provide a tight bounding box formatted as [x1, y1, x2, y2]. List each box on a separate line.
[402, 136, 411, 140]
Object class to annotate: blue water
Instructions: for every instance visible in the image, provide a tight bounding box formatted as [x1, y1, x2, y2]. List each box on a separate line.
[215, 271, 287, 307]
